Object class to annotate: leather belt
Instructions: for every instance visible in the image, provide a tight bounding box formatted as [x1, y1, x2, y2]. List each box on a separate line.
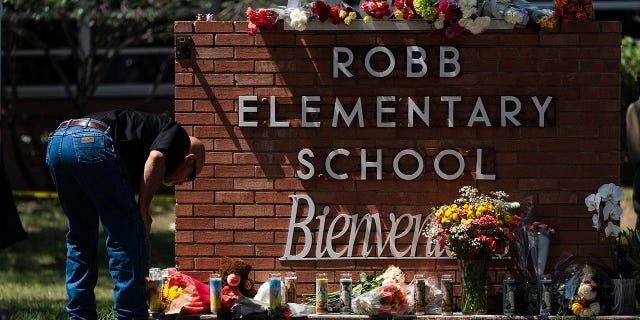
[57, 119, 108, 132]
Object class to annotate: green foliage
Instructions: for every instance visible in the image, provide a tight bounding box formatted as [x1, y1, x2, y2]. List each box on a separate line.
[301, 271, 384, 310]
[352, 271, 384, 298]
[622, 36, 640, 108]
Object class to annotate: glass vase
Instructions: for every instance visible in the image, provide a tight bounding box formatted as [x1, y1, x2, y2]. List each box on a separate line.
[459, 258, 490, 314]
[611, 278, 637, 315]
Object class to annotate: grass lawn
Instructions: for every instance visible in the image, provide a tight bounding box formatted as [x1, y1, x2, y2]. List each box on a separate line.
[0, 197, 177, 320]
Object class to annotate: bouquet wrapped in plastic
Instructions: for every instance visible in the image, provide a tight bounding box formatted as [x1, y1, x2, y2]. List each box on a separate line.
[570, 265, 600, 317]
[352, 265, 409, 316]
[162, 270, 211, 315]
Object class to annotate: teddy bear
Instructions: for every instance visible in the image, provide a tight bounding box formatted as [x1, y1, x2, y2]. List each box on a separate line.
[219, 256, 257, 311]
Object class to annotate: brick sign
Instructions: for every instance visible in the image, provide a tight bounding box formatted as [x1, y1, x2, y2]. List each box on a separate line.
[173, 20, 620, 303]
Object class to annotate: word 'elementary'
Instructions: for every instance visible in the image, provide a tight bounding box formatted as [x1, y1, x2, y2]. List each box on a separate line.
[239, 95, 553, 128]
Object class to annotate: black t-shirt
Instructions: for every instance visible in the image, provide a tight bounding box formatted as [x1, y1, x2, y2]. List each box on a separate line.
[86, 110, 190, 190]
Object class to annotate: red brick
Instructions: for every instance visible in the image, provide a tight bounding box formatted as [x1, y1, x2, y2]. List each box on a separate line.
[174, 21, 193, 33]
[235, 205, 274, 217]
[175, 60, 214, 73]
[175, 244, 214, 256]
[175, 112, 214, 125]
[175, 217, 213, 230]
[215, 34, 255, 46]
[195, 47, 233, 59]
[175, 231, 194, 243]
[600, 21, 622, 33]
[215, 60, 255, 73]
[175, 191, 214, 203]
[235, 47, 273, 59]
[194, 21, 234, 33]
[194, 204, 233, 217]
[560, 21, 601, 33]
[174, 99, 193, 112]
[215, 191, 254, 203]
[234, 178, 274, 190]
[579, 34, 621, 46]
[215, 244, 255, 257]
[255, 33, 296, 46]
[215, 218, 255, 229]
[235, 74, 274, 86]
[175, 73, 193, 86]
[194, 231, 234, 243]
[191, 34, 214, 46]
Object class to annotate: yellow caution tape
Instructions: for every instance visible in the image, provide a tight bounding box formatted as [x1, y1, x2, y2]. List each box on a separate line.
[12, 190, 175, 202]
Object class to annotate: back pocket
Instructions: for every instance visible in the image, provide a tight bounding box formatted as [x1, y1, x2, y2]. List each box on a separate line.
[72, 133, 107, 163]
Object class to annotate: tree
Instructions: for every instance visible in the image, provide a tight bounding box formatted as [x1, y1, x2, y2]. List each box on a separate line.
[0, 0, 207, 189]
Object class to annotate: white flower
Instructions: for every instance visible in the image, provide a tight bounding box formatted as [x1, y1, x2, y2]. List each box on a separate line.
[604, 221, 621, 237]
[504, 8, 523, 25]
[461, 7, 477, 19]
[468, 16, 491, 34]
[603, 202, 622, 220]
[288, 8, 308, 31]
[585, 193, 601, 212]
[597, 183, 623, 203]
[578, 281, 597, 300]
[581, 301, 600, 317]
[382, 265, 405, 285]
[592, 213, 600, 229]
[460, 0, 477, 9]
[434, 13, 445, 29]
[510, 202, 520, 209]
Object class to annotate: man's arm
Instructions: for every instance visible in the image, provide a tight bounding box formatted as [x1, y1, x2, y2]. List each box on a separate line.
[139, 150, 167, 236]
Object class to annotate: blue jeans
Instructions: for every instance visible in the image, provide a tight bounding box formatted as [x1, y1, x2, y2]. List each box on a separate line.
[46, 120, 148, 320]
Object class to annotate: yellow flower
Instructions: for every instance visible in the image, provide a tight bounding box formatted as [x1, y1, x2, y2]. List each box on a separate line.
[363, 15, 373, 23]
[572, 302, 584, 315]
[394, 10, 405, 20]
[339, 10, 347, 19]
[344, 17, 353, 25]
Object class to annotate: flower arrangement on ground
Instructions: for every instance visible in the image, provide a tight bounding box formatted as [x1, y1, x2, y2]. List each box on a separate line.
[570, 265, 600, 316]
[352, 265, 409, 316]
[425, 186, 520, 313]
[425, 186, 521, 260]
[161, 271, 211, 315]
[528, 221, 555, 281]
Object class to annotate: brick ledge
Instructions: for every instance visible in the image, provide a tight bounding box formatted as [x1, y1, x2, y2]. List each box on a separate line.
[166, 314, 640, 320]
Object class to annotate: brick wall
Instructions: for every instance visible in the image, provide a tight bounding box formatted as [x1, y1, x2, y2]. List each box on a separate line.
[173, 20, 621, 311]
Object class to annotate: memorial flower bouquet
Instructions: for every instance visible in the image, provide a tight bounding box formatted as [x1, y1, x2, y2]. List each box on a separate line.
[352, 265, 409, 316]
[425, 186, 521, 260]
[553, 0, 593, 22]
[361, 0, 392, 20]
[246, 7, 278, 35]
[570, 265, 600, 316]
[162, 271, 211, 315]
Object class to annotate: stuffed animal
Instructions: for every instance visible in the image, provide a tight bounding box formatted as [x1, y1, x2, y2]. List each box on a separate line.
[219, 256, 257, 311]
